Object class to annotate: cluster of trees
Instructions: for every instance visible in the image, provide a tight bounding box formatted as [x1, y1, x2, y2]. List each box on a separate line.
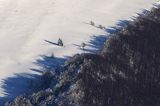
[90, 21, 106, 30]
[75, 6, 160, 106]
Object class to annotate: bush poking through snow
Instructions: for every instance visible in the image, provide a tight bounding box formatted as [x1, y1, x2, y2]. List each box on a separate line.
[81, 42, 86, 50]
[51, 53, 55, 58]
[98, 24, 104, 29]
[58, 38, 63, 46]
[90, 21, 95, 26]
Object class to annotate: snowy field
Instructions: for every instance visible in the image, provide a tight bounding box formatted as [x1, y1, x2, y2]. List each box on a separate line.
[0, 0, 157, 102]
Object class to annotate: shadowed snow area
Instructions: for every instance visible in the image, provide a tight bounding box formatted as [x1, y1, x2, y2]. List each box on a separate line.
[0, 0, 156, 101]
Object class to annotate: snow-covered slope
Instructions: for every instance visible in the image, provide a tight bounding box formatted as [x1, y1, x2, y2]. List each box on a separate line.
[0, 0, 156, 97]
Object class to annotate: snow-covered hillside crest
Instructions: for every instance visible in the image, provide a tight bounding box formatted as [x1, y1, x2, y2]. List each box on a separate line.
[0, 0, 157, 102]
[5, 4, 160, 106]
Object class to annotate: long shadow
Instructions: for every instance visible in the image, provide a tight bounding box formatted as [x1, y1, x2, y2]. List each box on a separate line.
[0, 72, 41, 105]
[0, 55, 66, 105]
[34, 55, 66, 72]
[79, 20, 131, 54]
[80, 35, 108, 53]
[44, 40, 59, 46]
[80, 8, 151, 53]
[105, 20, 130, 34]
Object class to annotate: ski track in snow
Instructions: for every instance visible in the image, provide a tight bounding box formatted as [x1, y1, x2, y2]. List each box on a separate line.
[0, 0, 157, 103]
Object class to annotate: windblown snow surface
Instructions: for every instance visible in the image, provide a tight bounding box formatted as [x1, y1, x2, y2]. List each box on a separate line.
[0, 0, 157, 102]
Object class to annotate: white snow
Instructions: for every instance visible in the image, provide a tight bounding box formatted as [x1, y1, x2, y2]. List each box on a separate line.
[0, 0, 157, 99]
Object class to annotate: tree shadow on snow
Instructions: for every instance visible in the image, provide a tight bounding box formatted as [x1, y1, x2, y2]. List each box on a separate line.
[0, 55, 66, 105]
[80, 8, 151, 54]
[0, 72, 41, 105]
[44, 40, 59, 46]
[79, 19, 131, 54]
[33, 55, 66, 71]
[82, 35, 108, 53]
[105, 20, 130, 34]
[73, 35, 108, 53]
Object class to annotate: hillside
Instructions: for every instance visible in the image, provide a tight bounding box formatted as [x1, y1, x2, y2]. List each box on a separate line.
[0, 0, 156, 103]
[5, 4, 160, 106]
